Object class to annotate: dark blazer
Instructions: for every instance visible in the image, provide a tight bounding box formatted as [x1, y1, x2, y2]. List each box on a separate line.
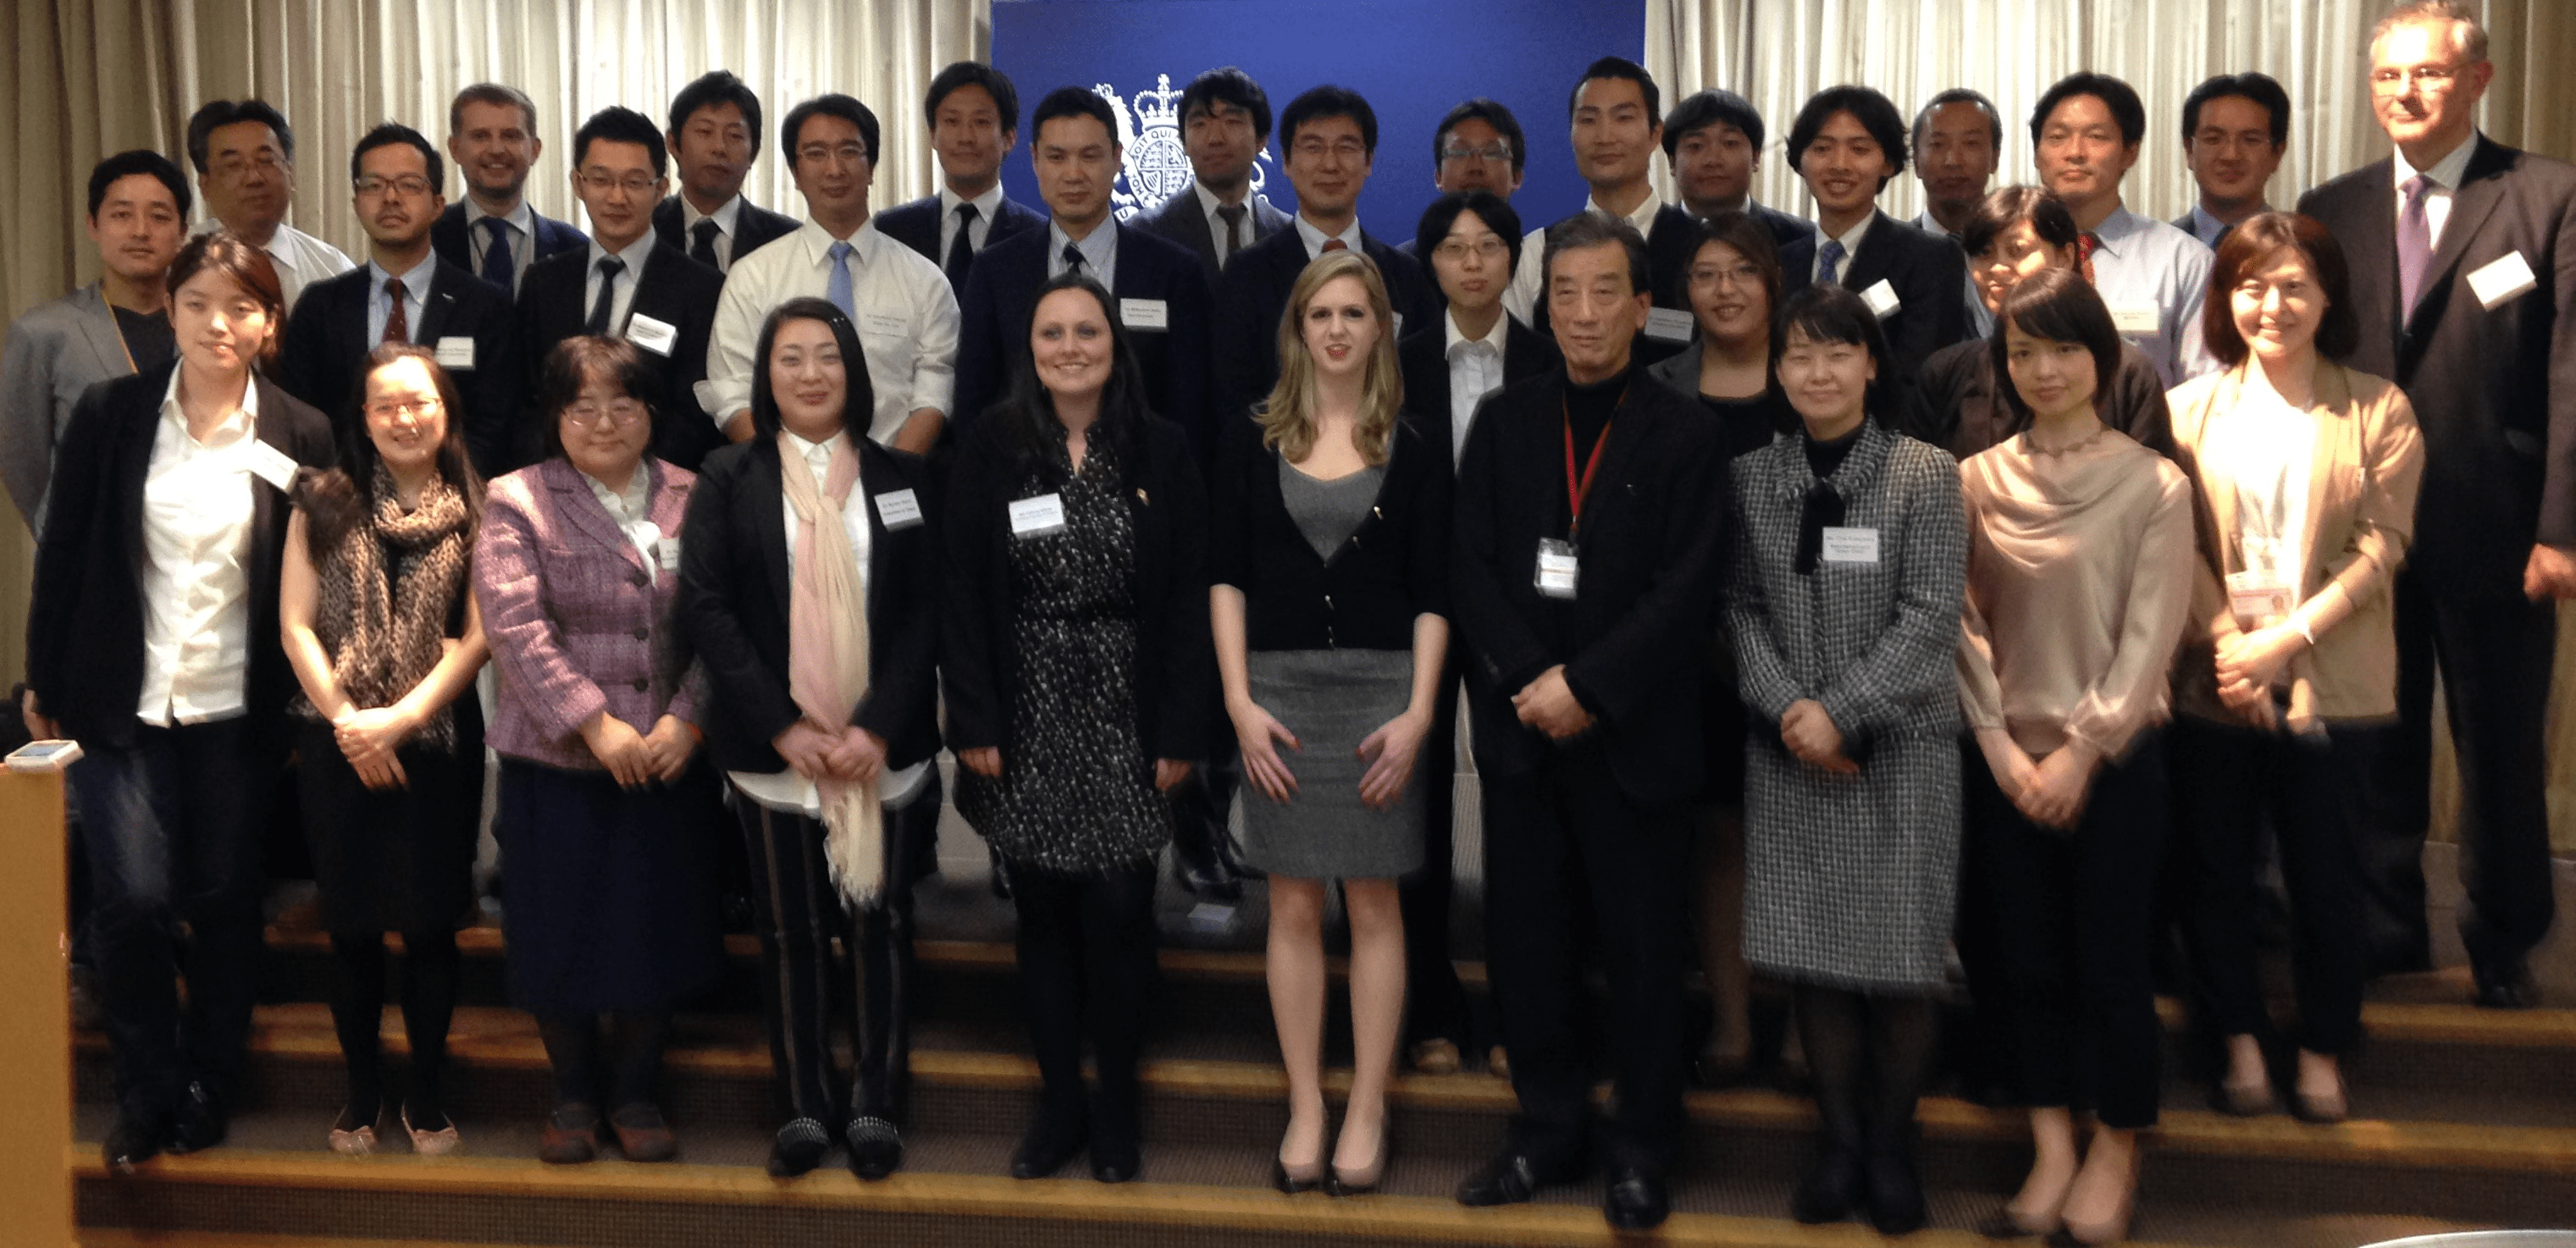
[1745, 200, 1812, 252]
[275, 258, 524, 478]
[1396, 312, 1561, 472]
[2298, 135, 2576, 599]
[1779, 211, 1972, 384]
[1209, 411, 1449, 651]
[24, 363, 337, 748]
[516, 241, 727, 471]
[1449, 367, 1728, 805]
[1212, 227, 1441, 436]
[430, 203, 589, 285]
[1136, 187, 1292, 291]
[675, 435, 941, 775]
[873, 191, 1046, 275]
[650, 195, 800, 272]
[941, 415, 1212, 763]
[1903, 336, 2176, 462]
[954, 222, 1213, 457]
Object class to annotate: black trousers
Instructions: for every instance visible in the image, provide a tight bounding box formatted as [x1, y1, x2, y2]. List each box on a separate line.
[2171, 716, 2370, 1054]
[1966, 732, 2167, 1129]
[1400, 668, 1471, 1051]
[2364, 570, 2558, 971]
[1009, 858, 1159, 1132]
[1480, 739, 1691, 1172]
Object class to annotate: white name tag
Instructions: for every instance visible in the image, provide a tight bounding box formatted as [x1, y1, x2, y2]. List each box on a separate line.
[2225, 569, 2295, 623]
[1821, 526, 1879, 564]
[243, 439, 301, 491]
[1534, 538, 1579, 599]
[655, 534, 682, 570]
[2109, 302, 2161, 335]
[1860, 279, 1902, 319]
[862, 312, 908, 337]
[2466, 251, 2540, 311]
[1392, 312, 1405, 339]
[626, 313, 677, 356]
[1008, 493, 1066, 538]
[875, 488, 924, 530]
[1644, 306, 1695, 343]
[1119, 297, 1169, 330]
[434, 335, 476, 369]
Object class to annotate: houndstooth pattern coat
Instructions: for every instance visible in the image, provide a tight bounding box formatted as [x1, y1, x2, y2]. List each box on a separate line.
[1723, 419, 1969, 991]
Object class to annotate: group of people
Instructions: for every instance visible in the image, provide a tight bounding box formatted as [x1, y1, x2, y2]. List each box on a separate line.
[6, 0, 2571, 1241]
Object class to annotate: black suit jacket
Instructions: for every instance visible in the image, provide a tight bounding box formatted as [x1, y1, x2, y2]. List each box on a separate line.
[429, 203, 588, 288]
[1396, 312, 1561, 472]
[1779, 212, 1971, 384]
[25, 364, 337, 748]
[1745, 200, 1812, 252]
[873, 192, 1046, 276]
[516, 242, 726, 471]
[954, 222, 1213, 459]
[2299, 136, 2576, 599]
[650, 196, 800, 273]
[1449, 367, 1728, 805]
[1213, 227, 1441, 434]
[675, 434, 941, 774]
[275, 259, 523, 478]
[1136, 188, 1292, 292]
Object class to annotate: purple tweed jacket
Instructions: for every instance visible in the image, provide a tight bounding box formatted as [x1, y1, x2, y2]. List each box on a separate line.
[475, 456, 705, 769]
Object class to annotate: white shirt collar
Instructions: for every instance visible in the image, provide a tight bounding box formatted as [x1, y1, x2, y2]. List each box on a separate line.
[682, 193, 746, 235]
[1813, 210, 1877, 257]
[1050, 219, 1119, 275]
[465, 196, 536, 235]
[2396, 130, 2479, 192]
[1912, 207, 1960, 240]
[2087, 203, 2148, 257]
[1294, 213, 1363, 259]
[1445, 307, 1507, 355]
[798, 216, 879, 267]
[367, 251, 439, 297]
[782, 428, 837, 480]
[158, 362, 259, 436]
[1194, 180, 1247, 219]
[940, 183, 1006, 221]
[1585, 188, 1663, 237]
[583, 462, 652, 522]
[589, 232, 657, 273]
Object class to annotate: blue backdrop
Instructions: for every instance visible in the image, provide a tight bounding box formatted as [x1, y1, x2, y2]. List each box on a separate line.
[991, 0, 1645, 243]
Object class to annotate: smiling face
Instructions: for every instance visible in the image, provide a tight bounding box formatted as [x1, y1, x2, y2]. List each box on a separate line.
[790, 113, 875, 227]
[1686, 239, 1769, 346]
[931, 83, 1014, 191]
[352, 140, 442, 251]
[448, 98, 541, 202]
[1547, 240, 1650, 381]
[170, 266, 274, 377]
[557, 366, 652, 486]
[88, 173, 185, 286]
[1799, 110, 1891, 221]
[2186, 95, 2283, 207]
[766, 317, 849, 442]
[1030, 286, 1114, 404]
[1776, 323, 1874, 433]
[1916, 101, 1997, 213]
[1429, 208, 1511, 315]
[2369, 19, 2492, 155]
[1284, 113, 1370, 220]
[362, 354, 449, 478]
[2230, 246, 2325, 362]
[1973, 220, 2078, 317]
[2034, 93, 2138, 217]
[1570, 75, 1660, 194]
[572, 137, 665, 253]
[1299, 273, 1381, 382]
[671, 101, 755, 206]
[2003, 320, 2100, 422]
[1034, 113, 1119, 233]
[1674, 120, 1755, 208]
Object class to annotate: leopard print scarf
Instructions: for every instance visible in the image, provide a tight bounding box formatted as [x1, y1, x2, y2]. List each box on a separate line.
[299, 464, 473, 749]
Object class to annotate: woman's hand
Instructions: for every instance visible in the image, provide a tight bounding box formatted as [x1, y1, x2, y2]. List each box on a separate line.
[823, 726, 888, 784]
[1153, 758, 1193, 791]
[770, 721, 840, 782]
[1976, 727, 2039, 805]
[334, 705, 419, 769]
[1230, 700, 1302, 803]
[2215, 624, 2305, 694]
[2015, 742, 2102, 831]
[1355, 709, 1429, 810]
[959, 746, 1002, 778]
[642, 715, 699, 782]
[1781, 699, 1860, 775]
[586, 712, 655, 788]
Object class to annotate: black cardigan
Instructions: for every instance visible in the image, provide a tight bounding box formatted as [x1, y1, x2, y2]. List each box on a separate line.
[941, 412, 1212, 764]
[1902, 336, 2177, 461]
[25, 362, 337, 749]
[1210, 410, 1447, 651]
[675, 434, 942, 775]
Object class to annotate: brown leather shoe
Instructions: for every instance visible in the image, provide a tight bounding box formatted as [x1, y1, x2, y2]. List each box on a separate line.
[539, 1104, 600, 1165]
[611, 1103, 678, 1162]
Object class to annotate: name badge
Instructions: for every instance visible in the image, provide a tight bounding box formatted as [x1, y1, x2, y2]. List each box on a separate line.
[243, 439, 301, 491]
[861, 312, 908, 337]
[2109, 302, 2161, 335]
[655, 535, 682, 570]
[875, 488, 925, 530]
[1859, 279, 1902, 319]
[1644, 306, 1695, 343]
[434, 335, 476, 369]
[1119, 298, 1169, 330]
[2466, 251, 2540, 310]
[626, 313, 678, 356]
[1821, 526, 1880, 564]
[2225, 569, 2295, 624]
[1008, 493, 1067, 538]
[1534, 538, 1579, 599]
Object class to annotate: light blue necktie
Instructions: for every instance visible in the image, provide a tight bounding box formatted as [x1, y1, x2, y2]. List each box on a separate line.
[826, 240, 855, 319]
[1816, 239, 1847, 288]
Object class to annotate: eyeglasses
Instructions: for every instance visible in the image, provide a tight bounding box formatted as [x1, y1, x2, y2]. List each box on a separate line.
[564, 399, 647, 427]
[1432, 238, 1510, 262]
[365, 395, 442, 420]
[2370, 64, 2466, 96]
[1292, 138, 1368, 161]
[578, 170, 661, 196]
[1440, 142, 1513, 165]
[354, 174, 433, 197]
[210, 151, 286, 177]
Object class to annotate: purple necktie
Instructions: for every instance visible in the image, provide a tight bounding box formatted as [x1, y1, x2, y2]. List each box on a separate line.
[2397, 174, 2433, 323]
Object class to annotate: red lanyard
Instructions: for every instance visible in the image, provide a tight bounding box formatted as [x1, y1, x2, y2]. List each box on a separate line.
[1562, 395, 1617, 536]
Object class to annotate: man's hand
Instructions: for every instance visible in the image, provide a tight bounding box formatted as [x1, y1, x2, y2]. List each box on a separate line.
[1511, 665, 1595, 739]
[2524, 543, 2576, 600]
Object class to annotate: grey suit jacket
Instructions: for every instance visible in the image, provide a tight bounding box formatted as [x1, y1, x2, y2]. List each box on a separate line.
[1, 284, 135, 533]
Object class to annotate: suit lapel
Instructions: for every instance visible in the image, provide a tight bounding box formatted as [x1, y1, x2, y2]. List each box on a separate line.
[1843, 215, 1895, 298]
[545, 459, 647, 572]
[749, 440, 794, 622]
[71, 286, 135, 375]
[2411, 138, 2513, 334]
[418, 270, 462, 345]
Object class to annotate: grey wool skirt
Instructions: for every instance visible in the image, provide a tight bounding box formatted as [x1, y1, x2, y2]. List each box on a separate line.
[1235, 648, 1426, 881]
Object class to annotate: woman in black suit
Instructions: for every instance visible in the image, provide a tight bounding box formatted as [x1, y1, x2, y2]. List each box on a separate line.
[945, 272, 1212, 1185]
[23, 231, 336, 1170]
[676, 297, 942, 1182]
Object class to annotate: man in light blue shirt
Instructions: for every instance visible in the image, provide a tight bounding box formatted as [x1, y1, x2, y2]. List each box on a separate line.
[2031, 73, 2215, 387]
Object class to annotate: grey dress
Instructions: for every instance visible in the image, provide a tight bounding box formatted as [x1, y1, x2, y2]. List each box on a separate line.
[1236, 458, 1425, 881]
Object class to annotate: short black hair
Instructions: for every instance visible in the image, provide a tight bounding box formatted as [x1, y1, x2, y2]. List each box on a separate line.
[1415, 190, 1525, 274]
[1912, 88, 2002, 154]
[1280, 85, 1377, 157]
[1992, 267, 2125, 423]
[89, 150, 191, 221]
[2032, 72, 2146, 148]
[349, 123, 445, 189]
[926, 61, 1020, 137]
[1788, 86, 1910, 185]
[572, 107, 668, 177]
[668, 70, 766, 160]
[1543, 213, 1650, 295]
[781, 94, 881, 166]
[1690, 211, 1785, 314]
[536, 336, 666, 463]
[185, 99, 295, 174]
[1433, 98, 1528, 176]
[1031, 86, 1119, 148]
[1773, 284, 1897, 419]
[1961, 185, 2082, 258]
[1180, 66, 1272, 144]
[1662, 89, 1766, 159]
[1567, 56, 1660, 124]
[2180, 72, 2291, 148]
[450, 83, 539, 136]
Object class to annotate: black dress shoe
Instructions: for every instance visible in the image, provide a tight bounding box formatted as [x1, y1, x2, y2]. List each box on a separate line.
[845, 1115, 904, 1180]
[1090, 1139, 1140, 1184]
[1790, 1145, 1864, 1223]
[987, 847, 1016, 902]
[765, 1118, 832, 1178]
[1457, 1146, 1576, 1207]
[103, 1108, 167, 1172]
[1009, 1107, 1086, 1179]
[2473, 956, 2539, 1009]
[1168, 826, 1242, 902]
[1866, 1147, 1929, 1235]
[1602, 1165, 1671, 1230]
[165, 1082, 227, 1155]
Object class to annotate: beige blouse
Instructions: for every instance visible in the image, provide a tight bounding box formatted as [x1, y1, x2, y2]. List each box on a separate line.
[1956, 428, 2197, 759]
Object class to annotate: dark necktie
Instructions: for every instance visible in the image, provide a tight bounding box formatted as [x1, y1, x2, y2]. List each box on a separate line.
[1816, 239, 1846, 287]
[947, 202, 981, 285]
[1216, 204, 1247, 263]
[1062, 240, 1086, 276]
[478, 217, 516, 291]
[586, 256, 626, 337]
[2397, 174, 2434, 322]
[381, 278, 408, 345]
[690, 218, 722, 271]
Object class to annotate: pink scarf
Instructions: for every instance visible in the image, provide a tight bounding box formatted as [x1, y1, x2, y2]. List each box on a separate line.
[778, 431, 881, 907]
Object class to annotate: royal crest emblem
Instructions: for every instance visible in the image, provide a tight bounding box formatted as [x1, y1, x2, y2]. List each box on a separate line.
[1095, 74, 1275, 220]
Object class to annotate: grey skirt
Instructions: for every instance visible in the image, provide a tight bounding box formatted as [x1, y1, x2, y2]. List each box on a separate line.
[1236, 648, 1425, 881]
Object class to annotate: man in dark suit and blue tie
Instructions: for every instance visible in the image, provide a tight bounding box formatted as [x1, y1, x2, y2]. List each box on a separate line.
[429, 84, 588, 298]
[1135, 67, 1291, 290]
[872, 62, 1045, 292]
[651, 70, 799, 275]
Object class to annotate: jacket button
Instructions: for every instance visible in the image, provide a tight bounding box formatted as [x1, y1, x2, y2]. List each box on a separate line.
[633, 627, 650, 641]
[632, 677, 649, 692]
[632, 572, 650, 588]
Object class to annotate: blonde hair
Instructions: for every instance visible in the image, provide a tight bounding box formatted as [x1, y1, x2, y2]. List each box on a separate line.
[1256, 250, 1406, 466]
[2371, 0, 2487, 63]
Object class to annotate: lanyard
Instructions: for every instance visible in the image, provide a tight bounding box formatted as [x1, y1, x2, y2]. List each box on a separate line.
[1562, 392, 1619, 536]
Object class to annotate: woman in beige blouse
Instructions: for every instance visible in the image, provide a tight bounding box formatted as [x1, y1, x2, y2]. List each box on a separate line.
[1956, 268, 2195, 1246]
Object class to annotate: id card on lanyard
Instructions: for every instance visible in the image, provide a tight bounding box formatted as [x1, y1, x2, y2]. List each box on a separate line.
[1536, 394, 1616, 599]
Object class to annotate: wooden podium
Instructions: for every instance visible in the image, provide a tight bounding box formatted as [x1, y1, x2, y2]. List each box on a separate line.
[0, 770, 76, 1246]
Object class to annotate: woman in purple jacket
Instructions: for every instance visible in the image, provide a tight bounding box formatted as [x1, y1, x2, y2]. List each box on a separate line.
[473, 337, 720, 1166]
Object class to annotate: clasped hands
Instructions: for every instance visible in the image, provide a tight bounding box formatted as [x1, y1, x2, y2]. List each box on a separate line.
[1976, 727, 2099, 831]
[958, 744, 1191, 792]
[1779, 699, 1859, 776]
[1232, 698, 1429, 811]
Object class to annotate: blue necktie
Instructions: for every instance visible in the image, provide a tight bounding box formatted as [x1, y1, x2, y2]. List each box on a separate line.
[826, 240, 855, 319]
[1816, 239, 1847, 288]
[478, 217, 517, 291]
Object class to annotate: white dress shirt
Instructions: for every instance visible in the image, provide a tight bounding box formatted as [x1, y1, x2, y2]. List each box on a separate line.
[582, 234, 661, 336]
[2086, 203, 2217, 389]
[1293, 213, 1365, 261]
[1506, 188, 1663, 323]
[135, 367, 260, 726]
[1810, 213, 1877, 285]
[681, 194, 749, 272]
[582, 463, 660, 568]
[1444, 308, 1508, 463]
[196, 218, 355, 312]
[1195, 181, 1258, 269]
[464, 198, 539, 295]
[2394, 131, 2480, 252]
[1048, 219, 1120, 289]
[701, 218, 962, 445]
[365, 253, 437, 345]
[938, 184, 1007, 260]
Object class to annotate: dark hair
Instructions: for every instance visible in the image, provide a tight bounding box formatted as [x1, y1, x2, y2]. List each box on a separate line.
[2032, 73, 2146, 148]
[748, 297, 876, 445]
[536, 336, 665, 462]
[1912, 87, 2002, 154]
[1773, 284, 1896, 418]
[668, 70, 766, 160]
[1180, 67, 1272, 144]
[1432, 98, 1528, 175]
[1961, 185, 2081, 258]
[1031, 86, 1120, 148]
[1415, 191, 1526, 276]
[1280, 85, 1377, 157]
[2203, 211, 2360, 366]
[304, 343, 485, 555]
[1992, 267, 2125, 423]
[88, 150, 191, 221]
[1662, 89, 1766, 158]
[168, 231, 285, 372]
[926, 61, 1021, 136]
[1543, 213, 1650, 296]
[1690, 211, 1787, 320]
[450, 83, 538, 136]
[1788, 86, 1910, 185]
[572, 106, 669, 176]
[1567, 56, 1660, 123]
[781, 94, 881, 167]
[985, 273, 1154, 489]
[2180, 73, 2291, 148]
[349, 123, 445, 189]
[185, 99, 294, 174]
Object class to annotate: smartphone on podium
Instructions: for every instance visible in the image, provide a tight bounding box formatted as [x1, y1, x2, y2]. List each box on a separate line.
[5, 739, 83, 773]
